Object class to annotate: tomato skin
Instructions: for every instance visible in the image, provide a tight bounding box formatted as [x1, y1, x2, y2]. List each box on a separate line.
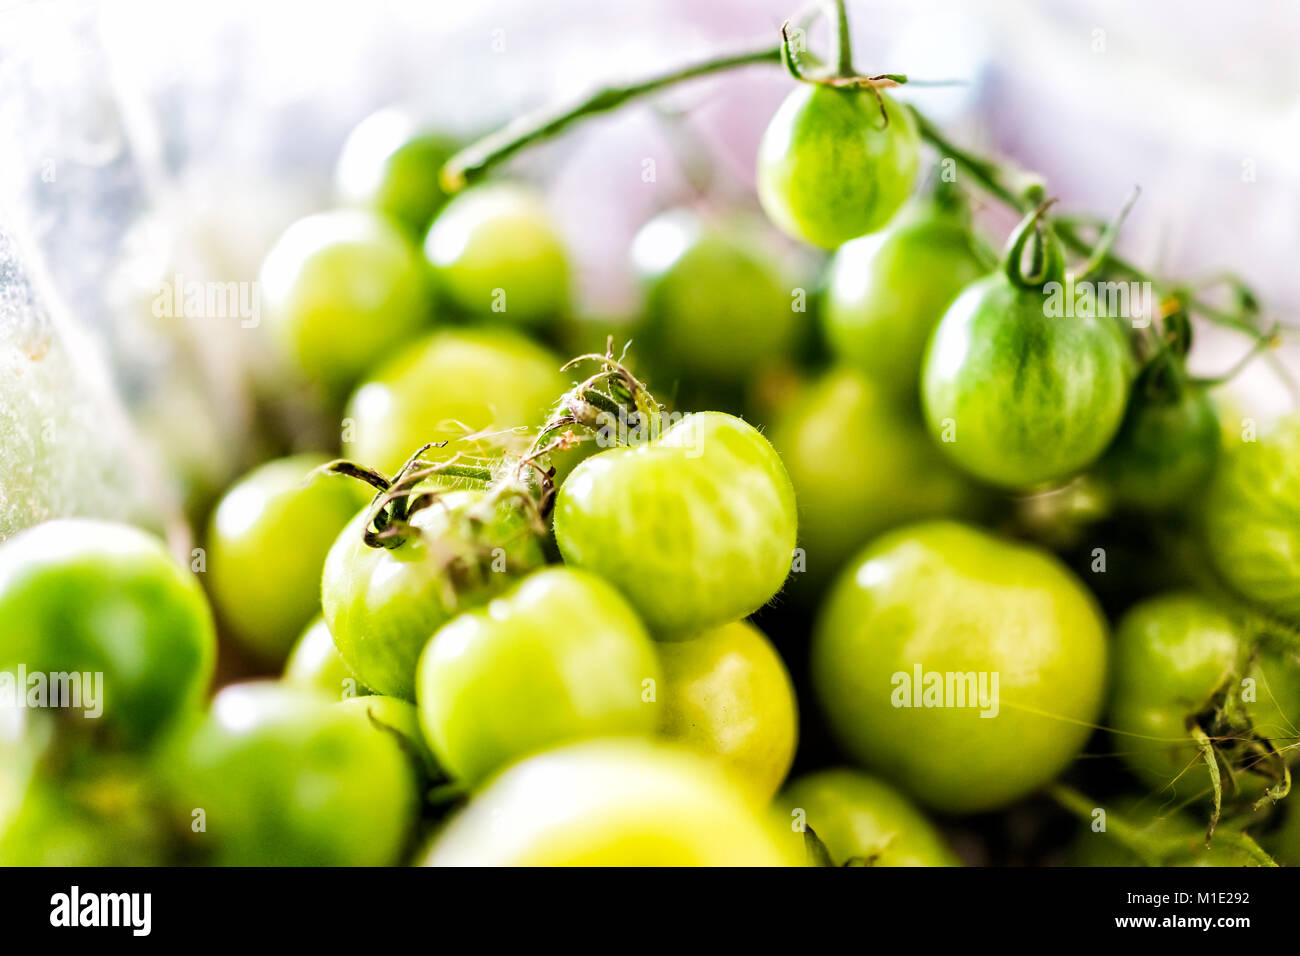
[322, 489, 545, 702]
[553, 411, 798, 637]
[757, 84, 919, 249]
[656, 620, 797, 799]
[260, 210, 430, 394]
[921, 274, 1130, 489]
[162, 682, 417, 866]
[423, 738, 791, 866]
[774, 768, 960, 866]
[343, 328, 567, 478]
[207, 455, 368, 662]
[336, 694, 438, 779]
[423, 183, 569, 326]
[282, 616, 369, 700]
[812, 521, 1108, 813]
[0, 520, 215, 747]
[1205, 416, 1300, 622]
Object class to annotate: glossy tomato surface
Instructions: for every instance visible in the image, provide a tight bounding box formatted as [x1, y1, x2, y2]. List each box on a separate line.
[282, 616, 368, 700]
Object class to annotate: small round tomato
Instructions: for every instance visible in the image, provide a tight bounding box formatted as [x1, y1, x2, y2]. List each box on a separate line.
[418, 567, 659, 784]
[1108, 591, 1300, 802]
[423, 182, 569, 326]
[423, 738, 791, 866]
[757, 83, 920, 249]
[1205, 415, 1300, 622]
[630, 208, 802, 385]
[323, 488, 545, 702]
[0, 520, 215, 747]
[162, 682, 418, 866]
[822, 201, 988, 397]
[343, 328, 567, 477]
[769, 366, 981, 586]
[206, 454, 369, 662]
[813, 521, 1108, 813]
[553, 411, 798, 637]
[334, 107, 457, 236]
[655, 620, 797, 799]
[282, 616, 369, 700]
[773, 768, 960, 866]
[260, 209, 430, 394]
[337, 694, 438, 780]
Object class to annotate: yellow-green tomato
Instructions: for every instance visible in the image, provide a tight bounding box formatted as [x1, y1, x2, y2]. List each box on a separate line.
[423, 738, 791, 866]
[417, 568, 660, 784]
[656, 620, 797, 799]
[259, 209, 430, 394]
[813, 521, 1108, 813]
[207, 455, 368, 662]
[282, 616, 368, 700]
[423, 182, 569, 326]
[337, 694, 438, 780]
[774, 768, 960, 866]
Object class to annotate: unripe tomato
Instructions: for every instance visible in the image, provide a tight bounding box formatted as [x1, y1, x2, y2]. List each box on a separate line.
[336, 694, 438, 780]
[282, 616, 369, 700]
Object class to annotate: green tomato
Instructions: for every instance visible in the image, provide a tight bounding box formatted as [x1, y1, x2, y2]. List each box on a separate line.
[424, 738, 791, 866]
[813, 521, 1108, 813]
[823, 203, 988, 397]
[655, 620, 797, 800]
[260, 209, 430, 394]
[163, 682, 417, 866]
[322, 489, 545, 701]
[554, 411, 798, 637]
[418, 567, 659, 784]
[0, 519, 215, 747]
[921, 272, 1130, 489]
[774, 768, 959, 866]
[207, 455, 368, 661]
[769, 366, 980, 585]
[335, 107, 457, 236]
[343, 328, 566, 477]
[630, 208, 801, 384]
[423, 182, 569, 326]
[757, 84, 920, 249]
[282, 616, 369, 700]
[337, 694, 438, 780]
[1205, 415, 1300, 622]
[1109, 591, 1300, 801]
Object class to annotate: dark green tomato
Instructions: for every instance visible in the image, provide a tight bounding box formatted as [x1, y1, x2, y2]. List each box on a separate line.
[1069, 798, 1271, 867]
[260, 209, 430, 395]
[553, 412, 798, 637]
[769, 366, 981, 586]
[921, 274, 1130, 489]
[417, 567, 659, 784]
[336, 694, 437, 780]
[1205, 415, 1300, 622]
[335, 107, 457, 236]
[773, 768, 959, 866]
[0, 520, 215, 748]
[206, 455, 369, 662]
[321, 489, 546, 701]
[282, 616, 369, 700]
[630, 208, 801, 385]
[162, 682, 417, 866]
[423, 182, 569, 327]
[823, 205, 987, 397]
[813, 521, 1108, 813]
[757, 84, 920, 249]
[1109, 591, 1300, 801]
[343, 328, 567, 478]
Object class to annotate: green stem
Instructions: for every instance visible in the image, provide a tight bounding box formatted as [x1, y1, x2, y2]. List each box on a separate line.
[1048, 785, 1164, 866]
[831, 0, 854, 76]
[909, 109, 1041, 210]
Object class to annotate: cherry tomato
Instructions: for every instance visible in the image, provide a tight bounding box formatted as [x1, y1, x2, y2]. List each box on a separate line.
[423, 738, 791, 866]
[260, 209, 430, 394]
[343, 328, 567, 477]
[206, 454, 368, 662]
[655, 620, 797, 799]
[423, 182, 569, 326]
[774, 767, 959, 866]
[553, 411, 798, 637]
[282, 616, 369, 700]
[1205, 415, 1300, 622]
[337, 694, 438, 780]
[813, 521, 1108, 813]
[163, 682, 417, 866]
[757, 84, 919, 249]
[0, 519, 215, 748]
[335, 107, 457, 236]
[322, 488, 545, 701]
